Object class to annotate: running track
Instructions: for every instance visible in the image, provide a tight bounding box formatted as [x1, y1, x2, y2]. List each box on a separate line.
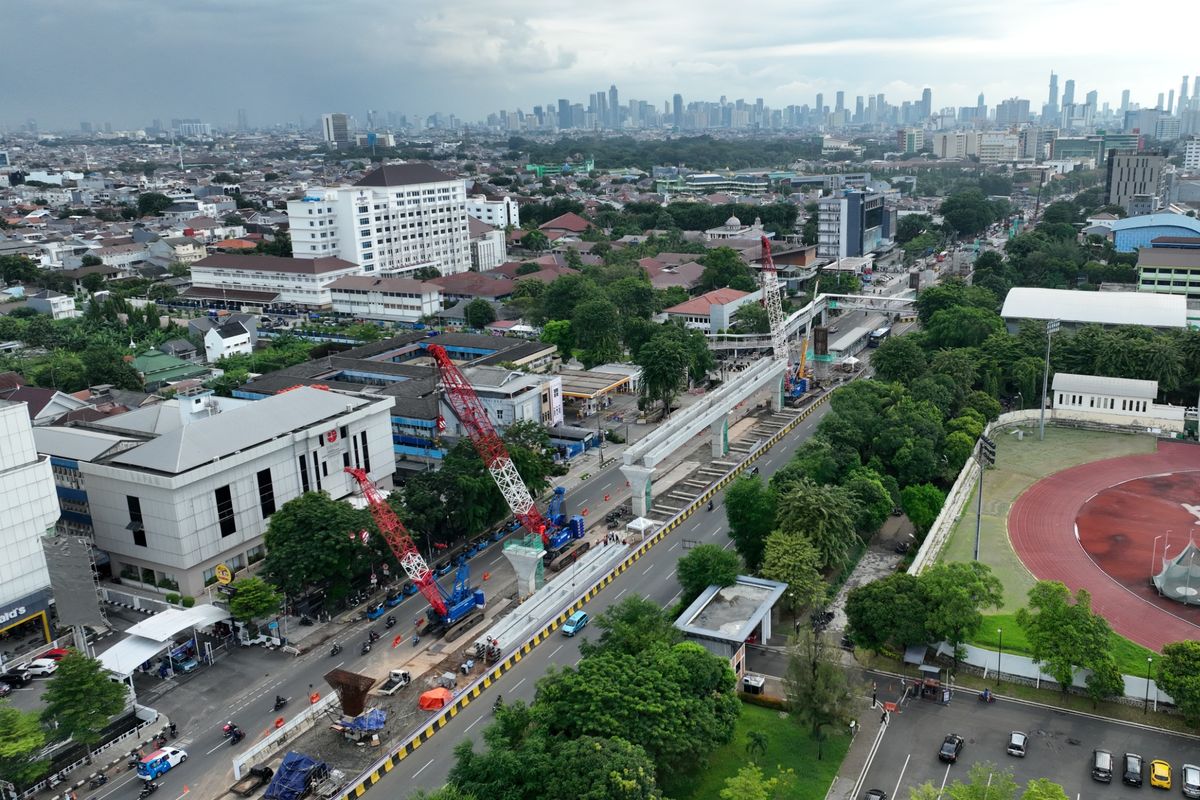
[1008, 440, 1200, 651]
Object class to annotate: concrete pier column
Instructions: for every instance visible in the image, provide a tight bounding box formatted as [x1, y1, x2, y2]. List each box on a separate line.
[620, 464, 655, 518]
[502, 536, 546, 599]
[770, 374, 786, 413]
[710, 414, 730, 457]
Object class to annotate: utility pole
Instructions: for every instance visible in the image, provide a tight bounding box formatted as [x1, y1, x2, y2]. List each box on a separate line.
[1039, 320, 1060, 441]
[973, 436, 996, 561]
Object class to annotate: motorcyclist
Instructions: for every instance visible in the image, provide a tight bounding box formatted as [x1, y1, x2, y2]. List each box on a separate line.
[707, 500, 714, 512]
[275, 695, 286, 707]
[493, 694, 503, 711]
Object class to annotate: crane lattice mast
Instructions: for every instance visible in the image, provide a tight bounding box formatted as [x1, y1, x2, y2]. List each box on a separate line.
[759, 235, 788, 362]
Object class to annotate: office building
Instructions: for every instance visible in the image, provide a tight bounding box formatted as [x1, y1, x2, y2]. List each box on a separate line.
[1047, 71, 1059, 116]
[557, 99, 571, 129]
[817, 190, 891, 259]
[188, 254, 362, 309]
[1063, 79, 1075, 107]
[609, 85, 619, 128]
[328, 276, 443, 324]
[0, 401, 59, 648]
[996, 97, 1031, 125]
[34, 388, 395, 597]
[1136, 239, 1200, 310]
[1184, 137, 1200, 171]
[466, 194, 520, 229]
[321, 113, 350, 146]
[897, 128, 924, 153]
[977, 131, 1021, 163]
[287, 164, 471, 276]
[931, 131, 977, 160]
[673, 94, 683, 127]
[1105, 151, 1166, 214]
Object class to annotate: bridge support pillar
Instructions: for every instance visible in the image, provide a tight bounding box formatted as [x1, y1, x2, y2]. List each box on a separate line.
[620, 464, 655, 518]
[503, 537, 545, 599]
[770, 373, 786, 413]
[710, 415, 729, 457]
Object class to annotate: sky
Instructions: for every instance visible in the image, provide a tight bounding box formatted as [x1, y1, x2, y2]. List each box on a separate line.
[4, 0, 1198, 131]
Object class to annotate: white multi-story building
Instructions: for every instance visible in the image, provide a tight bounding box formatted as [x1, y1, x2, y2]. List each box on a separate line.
[931, 131, 977, 160]
[287, 164, 472, 276]
[28, 290, 78, 319]
[35, 388, 395, 597]
[0, 400, 59, 641]
[468, 218, 507, 271]
[1183, 136, 1200, 172]
[441, 367, 564, 432]
[328, 276, 443, 324]
[203, 321, 253, 363]
[190, 254, 362, 309]
[466, 194, 520, 229]
[978, 131, 1021, 164]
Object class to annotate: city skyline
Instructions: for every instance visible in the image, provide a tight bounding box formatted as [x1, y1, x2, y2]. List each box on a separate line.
[2, 0, 1197, 130]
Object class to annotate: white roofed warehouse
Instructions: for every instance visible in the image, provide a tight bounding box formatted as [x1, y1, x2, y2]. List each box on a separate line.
[999, 287, 1188, 332]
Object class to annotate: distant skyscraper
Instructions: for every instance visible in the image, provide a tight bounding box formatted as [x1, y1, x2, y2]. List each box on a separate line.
[1063, 79, 1075, 107]
[815, 93, 824, 113]
[1120, 89, 1131, 113]
[1085, 90, 1098, 110]
[80, 121, 92, 133]
[673, 93, 683, 127]
[236, 108, 248, 132]
[1158, 92, 1165, 110]
[557, 99, 570, 129]
[921, 87, 932, 118]
[1047, 72, 1059, 110]
[855, 96, 864, 122]
[321, 113, 350, 146]
[1168, 90, 1175, 114]
[1180, 77, 1190, 116]
[609, 84, 619, 128]
[835, 91, 845, 113]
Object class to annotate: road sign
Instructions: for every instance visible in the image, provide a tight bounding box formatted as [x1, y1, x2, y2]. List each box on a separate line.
[214, 564, 233, 585]
[1047, 319, 1061, 335]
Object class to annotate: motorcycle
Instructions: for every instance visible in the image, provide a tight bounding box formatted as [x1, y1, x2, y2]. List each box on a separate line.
[493, 695, 503, 713]
[229, 728, 244, 745]
[222, 722, 238, 737]
[368, 630, 381, 643]
[126, 752, 141, 770]
[89, 774, 108, 788]
[361, 641, 372, 655]
[978, 690, 995, 704]
[330, 643, 342, 657]
[384, 615, 396, 629]
[154, 734, 168, 749]
[168, 722, 177, 738]
[707, 500, 714, 512]
[139, 782, 159, 798]
[273, 696, 289, 711]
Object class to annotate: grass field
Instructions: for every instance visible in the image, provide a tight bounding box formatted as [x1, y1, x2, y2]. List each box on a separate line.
[664, 703, 850, 800]
[936, 425, 1160, 654]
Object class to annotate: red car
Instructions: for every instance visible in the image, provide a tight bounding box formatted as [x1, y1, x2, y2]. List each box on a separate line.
[40, 648, 71, 661]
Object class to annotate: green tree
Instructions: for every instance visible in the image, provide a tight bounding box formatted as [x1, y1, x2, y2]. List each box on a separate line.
[775, 478, 858, 571]
[540, 319, 574, 357]
[900, 483, 945, 537]
[345, 323, 383, 342]
[256, 232, 292, 257]
[1084, 656, 1125, 707]
[946, 762, 1019, 800]
[523, 229, 550, 252]
[920, 562, 1003, 665]
[80, 271, 107, 293]
[676, 543, 740, 607]
[0, 703, 48, 786]
[925, 306, 1004, 349]
[732, 302, 770, 333]
[541, 273, 599, 322]
[784, 627, 855, 759]
[40, 653, 128, 752]
[1021, 779, 1070, 800]
[1156, 641, 1200, 724]
[940, 189, 1001, 236]
[723, 476, 777, 570]
[1016, 581, 1114, 693]
[261, 492, 377, 599]
[636, 331, 689, 417]
[745, 730, 769, 761]
[583, 595, 683, 658]
[228, 576, 282, 622]
[721, 764, 794, 800]
[136, 192, 173, 217]
[760, 533, 825, 617]
[699, 247, 757, 292]
[464, 298, 497, 329]
[842, 468, 894, 535]
[147, 283, 177, 302]
[870, 335, 927, 384]
[895, 214, 931, 244]
[607, 277, 656, 320]
[28, 350, 88, 392]
[573, 298, 623, 368]
[546, 736, 664, 800]
[845, 573, 929, 651]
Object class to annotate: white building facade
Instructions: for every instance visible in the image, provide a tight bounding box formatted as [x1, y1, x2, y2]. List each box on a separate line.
[58, 388, 395, 596]
[0, 401, 60, 641]
[328, 276, 443, 324]
[203, 322, 253, 363]
[468, 218, 507, 271]
[190, 254, 362, 308]
[1181, 136, 1200, 172]
[287, 164, 472, 277]
[466, 194, 520, 229]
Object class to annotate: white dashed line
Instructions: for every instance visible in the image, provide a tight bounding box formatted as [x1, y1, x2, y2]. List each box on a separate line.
[413, 757, 435, 778]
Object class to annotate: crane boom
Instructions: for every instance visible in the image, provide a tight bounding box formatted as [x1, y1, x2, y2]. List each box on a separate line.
[759, 235, 788, 363]
[344, 467, 448, 617]
[427, 343, 550, 547]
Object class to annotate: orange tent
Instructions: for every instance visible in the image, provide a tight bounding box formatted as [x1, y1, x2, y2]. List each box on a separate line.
[418, 687, 452, 710]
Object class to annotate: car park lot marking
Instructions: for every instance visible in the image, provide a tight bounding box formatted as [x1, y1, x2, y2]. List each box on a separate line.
[892, 753, 911, 799]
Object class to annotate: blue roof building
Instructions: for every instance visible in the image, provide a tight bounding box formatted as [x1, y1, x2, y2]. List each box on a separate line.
[1105, 213, 1200, 253]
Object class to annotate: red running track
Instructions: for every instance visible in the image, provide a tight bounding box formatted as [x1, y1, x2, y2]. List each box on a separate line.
[1008, 440, 1200, 651]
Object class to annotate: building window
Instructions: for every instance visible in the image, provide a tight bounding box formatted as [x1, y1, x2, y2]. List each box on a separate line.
[215, 484, 236, 537]
[361, 431, 371, 473]
[256, 468, 276, 518]
[127, 495, 146, 547]
[298, 455, 310, 492]
[313, 451, 323, 491]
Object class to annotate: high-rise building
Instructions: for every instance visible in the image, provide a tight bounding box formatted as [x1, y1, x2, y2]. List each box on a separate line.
[1183, 136, 1200, 171]
[1120, 90, 1130, 114]
[80, 121, 92, 133]
[1047, 72, 1059, 112]
[1180, 77, 1190, 116]
[673, 94, 683, 127]
[1105, 150, 1166, 214]
[557, 99, 571, 129]
[287, 164, 471, 276]
[817, 190, 890, 258]
[921, 87, 932, 118]
[1158, 92, 1166, 110]
[1063, 79, 1075, 107]
[996, 97, 1031, 125]
[1168, 90, 1176, 115]
[237, 108, 248, 132]
[815, 93, 824, 115]
[835, 91, 845, 113]
[321, 112, 350, 146]
[609, 84, 619, 128]
[1085, 90, 1098, 110]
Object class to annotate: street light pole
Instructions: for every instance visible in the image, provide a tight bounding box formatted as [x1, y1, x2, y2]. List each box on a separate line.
[1039, 320, 1060, 441]
[996, 628, 1003, 686]
[1144, 657, 1154, 713]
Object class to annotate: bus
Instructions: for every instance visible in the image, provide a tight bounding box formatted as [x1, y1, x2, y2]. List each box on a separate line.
[868, 326, 891, 347]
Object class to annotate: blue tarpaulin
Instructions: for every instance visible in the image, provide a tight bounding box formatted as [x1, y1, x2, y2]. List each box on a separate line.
[264, 751, 327, 800]
[345, 708, 387, 732]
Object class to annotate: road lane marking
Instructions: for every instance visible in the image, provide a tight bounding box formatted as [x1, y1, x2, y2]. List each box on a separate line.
[464, 715, 484, 732]
[333, 660, 344, 669]
[413, 757, 435, 778]
[891, 753, 910, 800]
[669, 541, 680, 550]
[642, 564, 654, 575]
[939, 763, 952, 795]
[512, 677, 527, 691]
[615, 588, 628, 599]
[549, 644, 564, 659]
[667, 590, 682, 607]
[205, 740, 229, 755]
[723, 540, 734, 550]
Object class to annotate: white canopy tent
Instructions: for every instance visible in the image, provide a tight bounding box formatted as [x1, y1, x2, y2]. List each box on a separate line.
[98, 605, 232, 681]
[98, 636, 167, 678]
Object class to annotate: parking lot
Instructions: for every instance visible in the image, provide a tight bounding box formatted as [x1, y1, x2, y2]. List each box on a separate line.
[861, 688, 1200, 800]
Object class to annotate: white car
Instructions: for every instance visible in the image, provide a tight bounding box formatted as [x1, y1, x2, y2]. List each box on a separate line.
[25, 659, 58, 677]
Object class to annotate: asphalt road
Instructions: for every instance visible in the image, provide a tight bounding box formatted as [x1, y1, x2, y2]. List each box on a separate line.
[861, 690, 1200, 800]
[371, 397, 836, 795]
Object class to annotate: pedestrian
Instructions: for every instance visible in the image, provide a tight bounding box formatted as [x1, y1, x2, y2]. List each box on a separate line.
[880, 710, 888, 724]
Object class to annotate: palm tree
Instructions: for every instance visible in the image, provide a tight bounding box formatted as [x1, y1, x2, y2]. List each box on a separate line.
[745, 730, 769, 762]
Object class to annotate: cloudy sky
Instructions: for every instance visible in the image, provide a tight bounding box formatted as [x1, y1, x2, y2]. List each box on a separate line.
[4, 0, 1196, 130]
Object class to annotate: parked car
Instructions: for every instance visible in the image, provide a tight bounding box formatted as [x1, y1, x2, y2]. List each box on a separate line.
[1093, 749, 1114, 783]
[1006, 732, 1027, 758]
[137, 748, 188, 780]
[561, 611, 589, 637]
[170, 654, 199, 674]
[863, 790, 887, 800]
[25, 658, 58, 677]
[1124, 753, 1144, 787]
[40, 648, 71, 661]
[1150, 760, 1171, 790]
[1180, 763, 1200, 798]
[0, 682, 11, 697]
[938, 734, 964, 763]
[1, 668, 31, 687]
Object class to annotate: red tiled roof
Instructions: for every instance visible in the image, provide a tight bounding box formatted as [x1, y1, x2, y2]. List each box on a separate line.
[427, 271, 515, 298]
[664, 288, 751, 316]
[539, 212, 592, 233]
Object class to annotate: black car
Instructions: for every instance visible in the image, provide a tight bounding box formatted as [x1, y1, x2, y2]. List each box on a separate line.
[939, 734, 965, 763]
[1, 668, 31, 687]
[863, 790, 888, 800]
[1124, 753, 1144, 787]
